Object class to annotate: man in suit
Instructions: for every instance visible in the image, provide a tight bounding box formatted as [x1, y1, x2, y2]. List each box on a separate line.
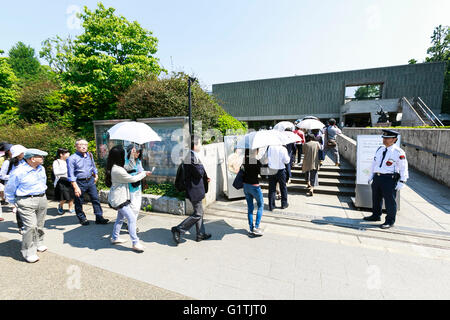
[171, 136, 211, 245]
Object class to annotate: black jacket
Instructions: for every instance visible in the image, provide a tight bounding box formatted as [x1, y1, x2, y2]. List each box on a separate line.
[184, 151, 209, 202]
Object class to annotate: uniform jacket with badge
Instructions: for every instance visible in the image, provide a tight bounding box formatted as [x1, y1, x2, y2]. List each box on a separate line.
[370, 144, 409, 181]
[183, 151, 209, 203]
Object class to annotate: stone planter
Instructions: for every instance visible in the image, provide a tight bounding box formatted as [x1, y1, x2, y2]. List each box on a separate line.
[99, 189, 191, 215]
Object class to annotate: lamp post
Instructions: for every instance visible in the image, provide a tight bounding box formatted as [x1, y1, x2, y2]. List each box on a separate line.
[187, 76, 197, 136]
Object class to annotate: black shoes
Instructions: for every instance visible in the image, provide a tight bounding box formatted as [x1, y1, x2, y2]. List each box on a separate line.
[95, 216, 109, 224]
[80, 219, 90, 226]
[363, 215, 381, 222]
[196, 233, 212, 242]
[171, 227, 181, 245]
[380, 223, 394, 229]
[281, 204, 289, 209]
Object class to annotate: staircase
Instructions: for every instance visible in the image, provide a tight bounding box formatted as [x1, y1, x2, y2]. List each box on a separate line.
[259, 157, 356, 197]
[402, 97, 444, 127]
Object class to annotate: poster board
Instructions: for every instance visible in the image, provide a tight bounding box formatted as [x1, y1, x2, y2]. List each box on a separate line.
[223, 135, 245, 199]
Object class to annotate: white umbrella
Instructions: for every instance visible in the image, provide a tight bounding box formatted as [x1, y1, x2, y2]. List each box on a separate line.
[108, 121, 162, 144]
[236, 130, 283, 149]
[296, 119, 325, 130]
[273, 121, 295, 131]
[271, 130, 301, 144]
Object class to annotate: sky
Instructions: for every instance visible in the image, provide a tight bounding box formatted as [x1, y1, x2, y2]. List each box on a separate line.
[1, 0, 449, 91]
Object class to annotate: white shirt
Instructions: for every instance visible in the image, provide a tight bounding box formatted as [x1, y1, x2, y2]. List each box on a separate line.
[370, 144, 409, 181]
[267, 145, 290, 170]
[53, 159, 68, 187]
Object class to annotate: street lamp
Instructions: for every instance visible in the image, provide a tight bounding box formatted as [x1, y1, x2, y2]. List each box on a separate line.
[188, 76, 197, 136]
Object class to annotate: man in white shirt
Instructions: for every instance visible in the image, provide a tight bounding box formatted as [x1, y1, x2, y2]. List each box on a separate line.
[267, 145, 290, 211]
[363, 130, 409, 229]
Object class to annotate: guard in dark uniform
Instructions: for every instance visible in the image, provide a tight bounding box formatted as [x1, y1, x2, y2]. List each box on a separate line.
[363, 130, 408, 229]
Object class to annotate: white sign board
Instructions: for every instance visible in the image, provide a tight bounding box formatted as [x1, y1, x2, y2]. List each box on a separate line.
[224, 135, 245, 199]
[356, 135, 401, 185]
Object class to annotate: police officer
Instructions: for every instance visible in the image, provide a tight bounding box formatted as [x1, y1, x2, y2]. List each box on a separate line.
[4, 148, 49, 263]
[363, 130, 408, 229]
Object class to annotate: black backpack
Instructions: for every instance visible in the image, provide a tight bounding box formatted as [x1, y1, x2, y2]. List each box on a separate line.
[174, 163, 186, 192]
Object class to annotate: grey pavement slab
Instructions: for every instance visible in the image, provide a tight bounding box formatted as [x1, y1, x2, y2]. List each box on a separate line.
[2, 197, 450, 299]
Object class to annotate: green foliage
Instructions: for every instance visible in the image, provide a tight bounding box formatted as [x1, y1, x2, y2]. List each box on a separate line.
[17, 79, 73, 125]
[0, 122, 77, 186]
[142, 181, 185, 200]
[39, 2, 165, 132]
[0, 57, 19, 112]
[143, 204, 152, 212]
[216, 113, 248, 136]
[117, 72, 228, 135]
[8, 42, 41, 80]
[409, 25, 449, 114]
[354, 85, 381, 100]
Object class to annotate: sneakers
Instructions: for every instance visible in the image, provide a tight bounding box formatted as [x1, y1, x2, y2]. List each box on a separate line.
[37, 245, 48, 252]
[95, 216, 109, 224]
[69, 209, 75, 214]
[57, 205, 64, 215]
[25, 255, 40, 263]
[253, 228, 264, 236]
[132, 242, 145, 252]
[111, 237, 127, 244]
[18, 227, 25, 235]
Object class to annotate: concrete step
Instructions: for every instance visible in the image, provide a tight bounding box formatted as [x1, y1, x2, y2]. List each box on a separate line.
[292, 165, 355, 173]
[289, 177, 356, 187]
[260, 182, 355, 197]
[290, 170, 356, 180]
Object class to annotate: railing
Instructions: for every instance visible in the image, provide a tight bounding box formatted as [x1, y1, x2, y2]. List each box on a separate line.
[416, 97, 444, 127]
[401, 97, 426, 126]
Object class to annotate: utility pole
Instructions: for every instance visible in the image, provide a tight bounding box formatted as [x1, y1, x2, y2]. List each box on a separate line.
[188, 76, 197, 136]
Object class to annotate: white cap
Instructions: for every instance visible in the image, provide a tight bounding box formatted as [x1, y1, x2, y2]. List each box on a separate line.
[10, 145, 27, 159]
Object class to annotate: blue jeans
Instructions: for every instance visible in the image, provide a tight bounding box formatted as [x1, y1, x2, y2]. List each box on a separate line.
[243, 184, 263, 231]
[74, 178, 103, 221]
[112, 204, 139, 245]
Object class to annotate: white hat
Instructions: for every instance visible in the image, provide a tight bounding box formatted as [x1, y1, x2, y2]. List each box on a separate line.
[10, 145, 27, 159]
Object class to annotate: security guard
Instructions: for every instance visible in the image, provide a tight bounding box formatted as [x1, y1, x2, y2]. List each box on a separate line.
[363, 130, 408, 229]
[4, 148, 49, 263]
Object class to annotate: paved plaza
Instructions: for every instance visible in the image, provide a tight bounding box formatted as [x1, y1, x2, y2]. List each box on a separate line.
[0, 167, 449, 300]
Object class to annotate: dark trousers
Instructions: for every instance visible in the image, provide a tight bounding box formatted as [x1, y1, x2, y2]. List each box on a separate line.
[74, 178, 103, 221]
[295, 144, 303, 163]
[177, 200, 206, 235]
[371, 175, 397, 224]
[268, 169, 288, 209]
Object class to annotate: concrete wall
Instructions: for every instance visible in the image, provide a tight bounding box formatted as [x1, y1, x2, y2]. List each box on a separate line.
[336, 134, 357, 167]
[341, 128, 450, 187]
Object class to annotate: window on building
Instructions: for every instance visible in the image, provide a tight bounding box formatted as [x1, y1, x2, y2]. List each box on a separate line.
[345, 83, 383, 103]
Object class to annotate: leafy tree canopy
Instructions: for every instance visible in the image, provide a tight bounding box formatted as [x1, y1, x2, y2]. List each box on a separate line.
[8, 41, 41, 80]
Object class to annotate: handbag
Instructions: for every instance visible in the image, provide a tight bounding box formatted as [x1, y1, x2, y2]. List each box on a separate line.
[232, 166, 245, 190]
[326, 127, 337, 147]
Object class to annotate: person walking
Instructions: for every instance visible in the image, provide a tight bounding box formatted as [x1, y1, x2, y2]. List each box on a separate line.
[124, 144, 144, 231]
[311, 129, 325, 165]
[363, 130, 408, 229]
[302, 134, 321, 196]
[293, 126, 305, 165]
[106, 145, 151, 252]
[53, 148, 75, 215]
[267, 144, 290, 210]
[171, 136, 211, 245]
[4, 149, 49, 263]
[67, 139, 109, 225]
[1, 144, 27, 233]
[324, 118, 342, 166]
[242, 148, 264, 236]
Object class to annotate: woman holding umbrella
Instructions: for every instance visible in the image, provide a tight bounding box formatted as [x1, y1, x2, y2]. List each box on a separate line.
[124, 144, 145, 231]
[106, 145, 152, 252]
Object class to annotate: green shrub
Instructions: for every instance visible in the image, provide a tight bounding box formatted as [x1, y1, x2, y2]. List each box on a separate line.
[142, 181, 185, 200]
[216, 113, 248, 136]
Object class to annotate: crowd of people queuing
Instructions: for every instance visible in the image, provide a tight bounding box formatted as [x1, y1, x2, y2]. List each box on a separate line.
[0, 117, 375, 264]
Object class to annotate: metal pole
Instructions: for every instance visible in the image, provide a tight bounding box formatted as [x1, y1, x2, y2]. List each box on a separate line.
[188, 77, 192, 136]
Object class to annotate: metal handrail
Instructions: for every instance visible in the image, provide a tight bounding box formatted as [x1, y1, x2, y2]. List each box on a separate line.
[402, 97, 426, 126]
[417, 97, 444, 126]
[414, 99, 436, 126]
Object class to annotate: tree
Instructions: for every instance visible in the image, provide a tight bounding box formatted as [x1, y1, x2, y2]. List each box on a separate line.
[39, 2, 165, 135]
[409, 25, 449, 114]
[8, 42, 41, 80]
[0, 56, 19, 112]
[354, 84, 381, 100]
[117, 72, 236, 135]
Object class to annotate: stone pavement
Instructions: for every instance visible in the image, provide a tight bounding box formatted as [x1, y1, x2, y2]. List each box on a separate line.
[1, 170, 450, 300]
